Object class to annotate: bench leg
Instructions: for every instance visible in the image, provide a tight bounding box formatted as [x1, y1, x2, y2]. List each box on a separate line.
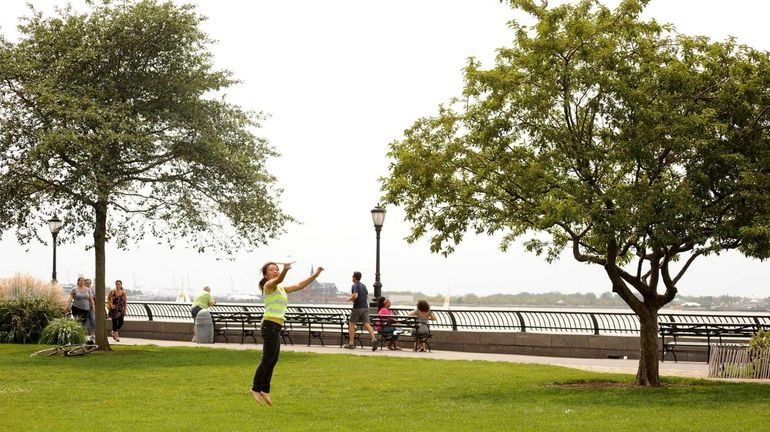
[662, 347, 677, 363]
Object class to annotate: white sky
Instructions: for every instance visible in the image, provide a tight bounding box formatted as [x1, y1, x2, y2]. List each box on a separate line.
[1, 0, 769, 299]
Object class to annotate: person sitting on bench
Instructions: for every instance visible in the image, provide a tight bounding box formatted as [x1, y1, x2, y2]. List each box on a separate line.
[409, 300, 436, 352]
[376, 297, 401, 350]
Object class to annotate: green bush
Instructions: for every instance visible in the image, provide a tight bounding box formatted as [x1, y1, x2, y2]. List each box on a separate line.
[0, 273, 67, 344]
[749, 328, 770, 352]
[0, 297, 65, 344]
[39, 317, 86, 345]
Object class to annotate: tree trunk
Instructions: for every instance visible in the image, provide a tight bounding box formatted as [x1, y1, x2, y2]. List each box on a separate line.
[93, 200, 111, 351]
[636, 308, 660, 386]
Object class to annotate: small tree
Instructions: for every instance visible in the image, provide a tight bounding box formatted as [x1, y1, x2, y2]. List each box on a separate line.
[382, 0, 770, 385]
[0, 1, 291, 349]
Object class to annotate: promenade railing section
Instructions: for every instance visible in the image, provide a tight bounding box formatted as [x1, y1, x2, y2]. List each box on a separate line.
[125, 301, 770, 336]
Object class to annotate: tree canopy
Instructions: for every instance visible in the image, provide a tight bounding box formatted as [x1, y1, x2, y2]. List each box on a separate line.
[381, 0, 770, 385]
[0, 0, 291, 348]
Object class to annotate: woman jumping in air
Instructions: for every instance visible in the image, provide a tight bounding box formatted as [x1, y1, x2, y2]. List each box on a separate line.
[251, 262, 324, 406]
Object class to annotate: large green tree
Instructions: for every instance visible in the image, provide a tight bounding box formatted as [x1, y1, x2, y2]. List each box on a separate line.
[382, 0, 770, 385]
[0, 0, 291, 349]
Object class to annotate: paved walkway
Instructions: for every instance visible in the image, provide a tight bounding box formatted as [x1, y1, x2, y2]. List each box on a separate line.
[117, 337, 712, 379]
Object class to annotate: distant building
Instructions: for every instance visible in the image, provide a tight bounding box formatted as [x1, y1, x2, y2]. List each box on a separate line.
[289, 266, 346, 303]
[734, 298, 769, 310]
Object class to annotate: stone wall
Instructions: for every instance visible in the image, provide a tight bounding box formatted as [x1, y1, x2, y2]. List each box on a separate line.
[118, 320, 677, 360]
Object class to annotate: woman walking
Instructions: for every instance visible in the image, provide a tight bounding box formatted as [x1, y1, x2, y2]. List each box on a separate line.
[251, 262, 324, 406]
[107, 280, 128, 341]
[68, 276, 94, 340]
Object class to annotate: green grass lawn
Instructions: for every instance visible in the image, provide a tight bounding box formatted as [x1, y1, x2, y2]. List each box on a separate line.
[1, 344, 769, 431]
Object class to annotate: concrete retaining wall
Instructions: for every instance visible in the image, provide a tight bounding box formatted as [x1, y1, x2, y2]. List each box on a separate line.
[117, 320, 691, 360]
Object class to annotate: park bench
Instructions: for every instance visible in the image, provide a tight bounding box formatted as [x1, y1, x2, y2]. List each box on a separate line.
[211, 311, 262, 344]
[283, 312, 347, 347]
[659, 321, 763, 363]
[371, 315, 431, 352]
[210, 311, 346, 346]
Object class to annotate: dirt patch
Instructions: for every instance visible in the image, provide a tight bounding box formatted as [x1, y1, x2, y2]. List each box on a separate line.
[549, 381, 634, 389]
[549, 381, 697, 389]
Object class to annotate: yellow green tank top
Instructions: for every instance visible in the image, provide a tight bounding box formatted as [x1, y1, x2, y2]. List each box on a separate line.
[263, 285, 288, 325]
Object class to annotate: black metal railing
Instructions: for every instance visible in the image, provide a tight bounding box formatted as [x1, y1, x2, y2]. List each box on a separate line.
[125, 301, 770, 336]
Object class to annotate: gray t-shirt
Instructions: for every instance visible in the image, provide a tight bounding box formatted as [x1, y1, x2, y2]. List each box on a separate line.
[70, 288, 92, 310]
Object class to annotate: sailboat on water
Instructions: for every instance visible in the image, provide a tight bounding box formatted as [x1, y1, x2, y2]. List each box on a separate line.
[175, 278, 191, 303]
[442, 287, 451, 310]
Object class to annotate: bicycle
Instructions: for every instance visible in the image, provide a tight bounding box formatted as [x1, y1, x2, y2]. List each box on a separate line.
[30, 342, 99, 357]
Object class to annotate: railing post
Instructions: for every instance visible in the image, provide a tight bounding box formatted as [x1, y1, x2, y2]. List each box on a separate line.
[590, 313, 600, 335]
[144, 303, 153, 321]
[447, 310, 458, 331]
[515, 311, 526, 332]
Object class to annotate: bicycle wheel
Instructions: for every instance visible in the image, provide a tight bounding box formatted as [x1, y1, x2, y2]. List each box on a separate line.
[65, 344, 99, 356]
[30, 347, 61, 357]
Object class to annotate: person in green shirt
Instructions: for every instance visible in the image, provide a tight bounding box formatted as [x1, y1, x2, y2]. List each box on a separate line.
[191, 286, 216, 342]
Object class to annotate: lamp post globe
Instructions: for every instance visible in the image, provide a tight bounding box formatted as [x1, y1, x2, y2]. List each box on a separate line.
[48, 216, 63, 282]
[370, 204, 386, 306]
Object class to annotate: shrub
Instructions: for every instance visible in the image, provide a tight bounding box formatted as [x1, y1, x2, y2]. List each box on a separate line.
[0, 273, 66, 304]
[39, 317, 86, 345]
[0, 274, 66, 344]
[749, 328, 770, 352]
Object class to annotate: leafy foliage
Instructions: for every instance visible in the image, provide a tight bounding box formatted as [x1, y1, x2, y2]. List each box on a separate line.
[0, 297, 64, 344]
[381, 0, 770, 385]
[0, 274, 66, 344]
[0, 0, 290, 251]
[38, 317, 86, 345]
[749, 329, 770, 352]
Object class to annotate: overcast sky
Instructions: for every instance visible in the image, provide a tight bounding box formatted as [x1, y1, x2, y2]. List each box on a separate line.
[2, 0, 769, 300]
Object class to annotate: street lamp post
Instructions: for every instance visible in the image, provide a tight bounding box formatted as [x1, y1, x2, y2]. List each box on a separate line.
[370, 204, 386, 306]
[48, 216, 63, 282]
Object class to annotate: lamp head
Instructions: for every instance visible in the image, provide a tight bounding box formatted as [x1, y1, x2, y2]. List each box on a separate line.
[48, 216, 63, 235]
[370, 204, 386, 228]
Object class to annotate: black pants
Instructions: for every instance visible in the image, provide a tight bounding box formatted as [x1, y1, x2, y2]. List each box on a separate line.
[71, 306, 89, 325]
[252, 320, 282, 393]
[111, 315, 124, 332]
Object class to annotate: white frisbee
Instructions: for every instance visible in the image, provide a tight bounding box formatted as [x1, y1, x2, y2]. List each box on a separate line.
[275, 254, 296, 265]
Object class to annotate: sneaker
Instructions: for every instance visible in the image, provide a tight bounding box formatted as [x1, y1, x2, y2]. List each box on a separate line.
[343, 343, 355, 349]
[372, 339, 379, 351]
